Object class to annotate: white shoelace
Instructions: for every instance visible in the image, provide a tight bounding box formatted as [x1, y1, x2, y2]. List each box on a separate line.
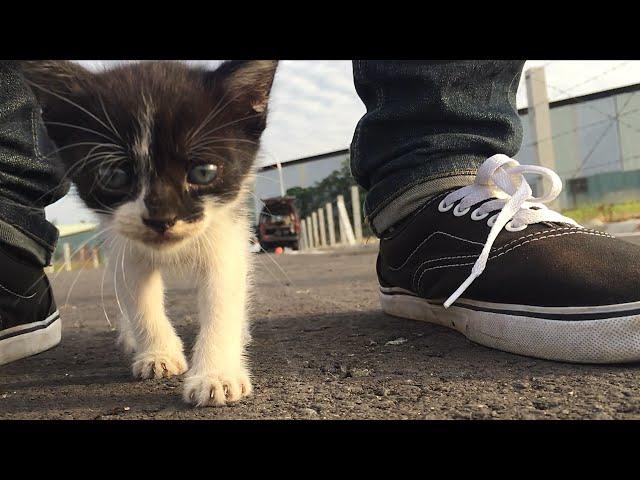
[441, 154, 580, 308]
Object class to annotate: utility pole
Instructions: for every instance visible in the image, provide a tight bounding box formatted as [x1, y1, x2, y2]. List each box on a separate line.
[525, 66, 559, 210]
[276, 161, 286, 197]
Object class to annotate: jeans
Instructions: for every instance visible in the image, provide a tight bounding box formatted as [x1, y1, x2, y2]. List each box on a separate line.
[351, 60, 526, 235]
[0, 60, 525, 264]
[0, 61, 69, 266]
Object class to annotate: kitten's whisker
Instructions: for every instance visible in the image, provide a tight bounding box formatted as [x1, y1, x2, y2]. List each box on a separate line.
[189, 137, 258, 151]
[63, 261, 89, 309]
[100, 250, 113, 329]
[97, 94, 124, 142]
[120, 239, 133, 298]
[184, 90, 231, 145]
[25, 79, 124, 142]
[188, 113, 264, 151]
[44, 141, 125, 159]
[252, 238, 292, 286]
[24, 147, 125, 210]
[31, 225, 116, 305]
[44, 121, 119, 144]
[185, 88, 250, 146]
[253, 251, 284, 287]
[56, 144, 122, 182]
[113, 239, 127, 320]
[27, 225, 116, 297]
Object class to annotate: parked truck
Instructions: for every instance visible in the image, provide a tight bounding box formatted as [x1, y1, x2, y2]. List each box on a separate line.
[257, 196, 301, 251]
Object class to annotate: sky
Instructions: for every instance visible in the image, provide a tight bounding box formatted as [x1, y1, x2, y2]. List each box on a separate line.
[43, 60, 640, 225]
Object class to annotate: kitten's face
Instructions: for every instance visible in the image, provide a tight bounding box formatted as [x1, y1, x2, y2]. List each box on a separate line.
[20, 60, 278, 251]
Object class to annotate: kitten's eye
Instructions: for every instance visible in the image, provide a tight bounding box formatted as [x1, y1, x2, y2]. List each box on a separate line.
[98, 165, 130, 190]
[188, 164, 218, 185]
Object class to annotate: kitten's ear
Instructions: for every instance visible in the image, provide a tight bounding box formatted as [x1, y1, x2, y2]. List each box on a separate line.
[211, 60, 279, 114]
[17, 60, 91, 107]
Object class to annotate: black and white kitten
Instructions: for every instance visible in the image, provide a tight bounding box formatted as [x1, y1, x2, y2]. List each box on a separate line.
[20, 60, 278, 406]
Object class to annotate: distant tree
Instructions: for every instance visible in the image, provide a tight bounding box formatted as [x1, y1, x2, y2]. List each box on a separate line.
[286, 157, 371, 237]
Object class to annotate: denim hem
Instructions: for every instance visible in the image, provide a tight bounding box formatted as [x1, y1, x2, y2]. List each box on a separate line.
[368, 172, 478, 235]
[0, 218, 52, 266]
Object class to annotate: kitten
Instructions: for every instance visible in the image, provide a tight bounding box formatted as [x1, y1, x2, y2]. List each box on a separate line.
[19, 60, 278, 407]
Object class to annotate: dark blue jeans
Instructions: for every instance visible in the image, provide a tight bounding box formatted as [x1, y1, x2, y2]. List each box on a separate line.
[351, 60, 526, 235]
[0, 60, 525, 264]
[0, 61, 69, 266]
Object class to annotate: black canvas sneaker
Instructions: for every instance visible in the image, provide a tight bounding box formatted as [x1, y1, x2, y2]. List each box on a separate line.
[0, 243, 60, 366]
[378, 154, 640, 363]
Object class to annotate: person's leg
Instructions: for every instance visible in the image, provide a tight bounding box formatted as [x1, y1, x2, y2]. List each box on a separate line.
[351, 60, 525, 235]
[0, 61, 69, 365]
[352, 60, 640, 363]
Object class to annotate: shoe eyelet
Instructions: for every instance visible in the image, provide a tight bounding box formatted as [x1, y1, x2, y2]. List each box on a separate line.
[505, 220, 528, 232]
[453, 204, 470, 217]
[471, 209, 489, 221]
[487, 214, 498, 227]
[438, 199, 454, 212]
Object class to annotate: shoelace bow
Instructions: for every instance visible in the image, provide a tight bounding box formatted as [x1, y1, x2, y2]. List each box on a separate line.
[442, 154, 580, 308]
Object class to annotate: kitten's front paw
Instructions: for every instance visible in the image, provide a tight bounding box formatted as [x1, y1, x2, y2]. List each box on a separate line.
[183, 367, 253, 407]
[132, 350, 188, 379]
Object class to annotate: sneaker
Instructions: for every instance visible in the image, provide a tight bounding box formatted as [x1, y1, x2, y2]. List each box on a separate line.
[0, 244, 60, 366]
[378, 154, 640, 364]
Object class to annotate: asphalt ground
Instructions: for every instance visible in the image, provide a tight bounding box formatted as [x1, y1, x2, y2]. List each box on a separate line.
[2, 245, 640, 419]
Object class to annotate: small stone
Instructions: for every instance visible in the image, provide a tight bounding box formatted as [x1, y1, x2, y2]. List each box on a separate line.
[349, 368, 371, 378]
[375, 387, 390, 397]
[592, 412, 613, 420]
[301, 408, 318, 417]
[385, 338, 407, 346]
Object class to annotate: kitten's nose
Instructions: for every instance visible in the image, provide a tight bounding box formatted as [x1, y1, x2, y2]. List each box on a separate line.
[143, 217, 177, 234]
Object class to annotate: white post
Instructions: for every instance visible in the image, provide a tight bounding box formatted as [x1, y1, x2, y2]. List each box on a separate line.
[63, 242, 72, 272]
[351, 185, 363, 243]
[317, 207, 327, 247]
[337, 200, 345, 245]
[325, 202, 336, 246]
[312, 212, 320, 250]
[337, 195, 356, 246]
[300, 220, 309, 250]
[306, 217, 315, 248]
[91, 247, 100, 268]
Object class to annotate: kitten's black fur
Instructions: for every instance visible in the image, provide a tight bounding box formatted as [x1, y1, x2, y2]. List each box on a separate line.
[16, 60, 280, 406]
[19, 60, 278, 223]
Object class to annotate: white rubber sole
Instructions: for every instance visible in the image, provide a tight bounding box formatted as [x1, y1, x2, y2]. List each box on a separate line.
[0, 311, 61, 366]
[380, 287, 640, 364]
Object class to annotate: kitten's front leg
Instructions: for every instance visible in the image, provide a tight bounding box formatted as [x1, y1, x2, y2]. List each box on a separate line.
[119, 256, 188, 379]
[116, 314, 137, 356]
[184, 223, 252, 407]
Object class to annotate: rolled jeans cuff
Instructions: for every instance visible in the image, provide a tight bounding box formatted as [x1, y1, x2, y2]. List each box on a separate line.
[0, 209, 57, 266]
[364, 153, 485, 235]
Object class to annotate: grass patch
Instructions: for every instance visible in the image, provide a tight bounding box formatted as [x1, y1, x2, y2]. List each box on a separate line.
[562, 200, 640, 223]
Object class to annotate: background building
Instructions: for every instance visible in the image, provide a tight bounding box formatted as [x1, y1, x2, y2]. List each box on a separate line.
[254, 81, 640, 218]
[51, 222, 102, 268]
